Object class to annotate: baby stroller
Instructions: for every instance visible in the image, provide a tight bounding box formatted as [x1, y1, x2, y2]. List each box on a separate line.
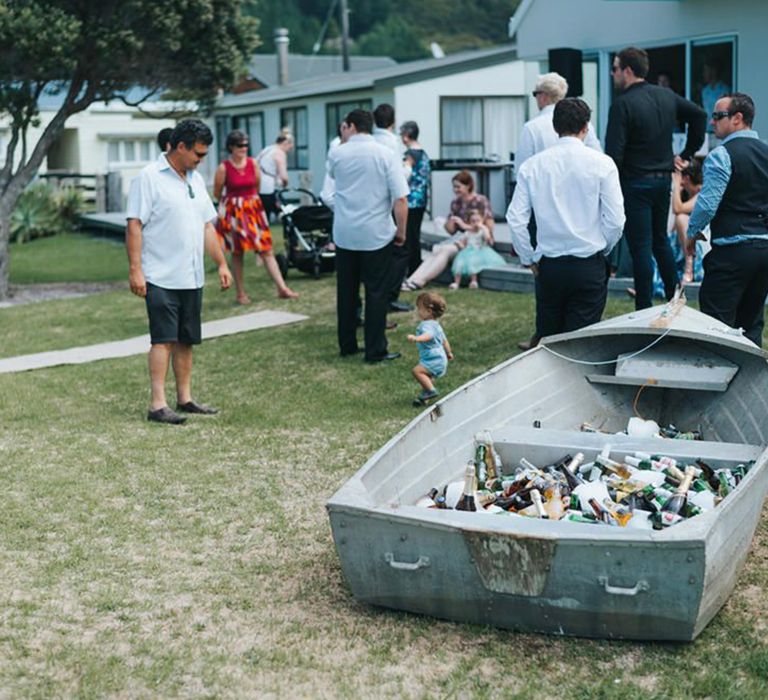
[276, 188, 335, 279]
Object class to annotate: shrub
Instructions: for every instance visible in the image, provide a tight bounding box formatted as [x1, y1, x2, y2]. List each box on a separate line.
[10, 184, 61, 244]
[10, 182, 83, 244]
[55, 186, 84, 225]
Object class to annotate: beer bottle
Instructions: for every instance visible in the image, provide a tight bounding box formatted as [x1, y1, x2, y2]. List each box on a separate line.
[695, 459, 721, 491]
[543, 482, 565, 520]
[717, 471, 732, 498]
[558, 452, 585, 490]
[588, 497, 613, 525]
[601, 498, 633, 527]
[455, 462, 478, 512]
[477, 491, 497, 509]
[624, 455, 654, 471]
[518, 457, 538, 472]
[480, 431, 500, 481]
[595, 454, 633, 480]
[565, 510, 599, 524]
[530, 489, 548, 519]
[652, 466, 695, 529]
[474, 441, 488, 484]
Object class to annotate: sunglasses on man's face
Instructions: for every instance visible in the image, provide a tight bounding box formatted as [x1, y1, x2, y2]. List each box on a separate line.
[711, 111, 734, 122]
[235, 142, 249, 148]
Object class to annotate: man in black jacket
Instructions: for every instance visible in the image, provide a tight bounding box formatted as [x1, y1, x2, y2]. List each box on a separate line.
[606, 46, 707, 310]
[686, 93, 768, 347]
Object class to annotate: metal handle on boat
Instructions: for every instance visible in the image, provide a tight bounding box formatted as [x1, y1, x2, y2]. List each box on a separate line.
[385, 553, 431, 571]
[598, 576, 650, 596]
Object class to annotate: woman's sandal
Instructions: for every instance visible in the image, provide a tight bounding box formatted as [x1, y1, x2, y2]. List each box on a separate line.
[401, 279, 422, 292]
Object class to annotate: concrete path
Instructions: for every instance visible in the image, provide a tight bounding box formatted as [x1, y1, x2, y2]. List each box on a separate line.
[0, 310, 308, 375]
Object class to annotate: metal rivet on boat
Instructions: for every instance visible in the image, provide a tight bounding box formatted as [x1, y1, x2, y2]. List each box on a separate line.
[339, 521, 346, 528]
[400, 534, 407, 542]
[689, 576, 696, 584]
[533, 420, 541, 429]
[687, 555, 694, 562]
[339, 537, 346, 545]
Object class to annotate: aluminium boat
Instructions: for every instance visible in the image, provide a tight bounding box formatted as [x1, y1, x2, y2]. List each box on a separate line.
[327, 301, 768, 641]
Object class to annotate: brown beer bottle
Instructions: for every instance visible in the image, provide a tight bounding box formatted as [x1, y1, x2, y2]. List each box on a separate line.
[455, 462, 478, 512]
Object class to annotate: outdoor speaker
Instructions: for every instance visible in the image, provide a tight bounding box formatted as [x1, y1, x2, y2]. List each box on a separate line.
[548, 48, 583, 97]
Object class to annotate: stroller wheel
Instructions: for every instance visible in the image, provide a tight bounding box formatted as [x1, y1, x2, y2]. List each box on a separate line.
[275, 253, 289, 280]
[312, 257, 322, 279]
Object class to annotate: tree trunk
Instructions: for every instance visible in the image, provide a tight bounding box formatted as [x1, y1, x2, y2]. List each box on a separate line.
[0, 190, 22, 300]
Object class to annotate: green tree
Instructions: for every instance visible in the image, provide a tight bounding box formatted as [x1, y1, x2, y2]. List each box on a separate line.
[357, 16, 429, 62]
[0, 0, 259, 299]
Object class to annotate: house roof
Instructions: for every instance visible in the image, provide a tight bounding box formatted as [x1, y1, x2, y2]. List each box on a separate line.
[248, 54, 397, 87]
[217, 44, 518, 110]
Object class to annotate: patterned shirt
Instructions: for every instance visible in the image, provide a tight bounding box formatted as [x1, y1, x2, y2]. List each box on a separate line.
[450, 194, 493, 223]
[405, 148, 430, 209]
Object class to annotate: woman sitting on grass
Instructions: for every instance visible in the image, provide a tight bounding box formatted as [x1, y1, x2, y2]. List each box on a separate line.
[401, 170, 494, 291]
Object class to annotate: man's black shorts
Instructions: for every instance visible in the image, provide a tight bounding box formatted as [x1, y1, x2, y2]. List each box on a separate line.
[145, 282, 203, 345]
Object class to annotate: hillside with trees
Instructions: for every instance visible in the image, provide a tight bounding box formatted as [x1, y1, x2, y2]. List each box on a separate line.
[249, 0, 520, 61]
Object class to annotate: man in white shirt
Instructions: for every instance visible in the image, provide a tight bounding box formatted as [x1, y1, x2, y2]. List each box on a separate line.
[507, 99, 625, 338]
[373, 103, 413, 314]
[515, 72, 602, 177]
[126, 119, 233, 424]
[515, 72, 602, 350]
[372, 103, 400, 155]
[328, 109, 409, 362]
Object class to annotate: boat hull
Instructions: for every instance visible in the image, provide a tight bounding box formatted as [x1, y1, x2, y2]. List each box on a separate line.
[327, 306, 768, 640]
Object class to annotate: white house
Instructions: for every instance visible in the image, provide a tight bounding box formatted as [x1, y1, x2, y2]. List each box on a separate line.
[212, 45, 541, 216]
[508, 0, 768, 142]
[0, 89, 180, 208]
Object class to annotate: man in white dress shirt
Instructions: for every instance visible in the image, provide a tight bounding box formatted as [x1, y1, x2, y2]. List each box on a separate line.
[515, 72, 602, 350]
[126, 119, 233, 424]
[515, 72, 602, 177]
[373, 103, 414, 314]
[507, 99, 625, 337]
[328, 109, 409, 362]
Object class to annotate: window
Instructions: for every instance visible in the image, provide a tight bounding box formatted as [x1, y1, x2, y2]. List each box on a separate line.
[440, 97, 526, 160]
[603, 36, 736, 146]
[106, 138, 156, 165]
[215, 116, 232, 162]
[280, 106, 309, 169]
[326, 99, 372, 145]
[691, 40, 735, 135]
[218, 113, 266, 161]
[233, 112, 265, 157]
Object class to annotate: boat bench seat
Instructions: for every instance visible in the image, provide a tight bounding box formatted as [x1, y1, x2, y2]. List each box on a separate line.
[492, 426, 761, 470]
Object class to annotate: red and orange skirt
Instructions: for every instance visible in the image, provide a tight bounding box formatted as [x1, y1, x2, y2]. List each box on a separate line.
[216, 194, 273, 254]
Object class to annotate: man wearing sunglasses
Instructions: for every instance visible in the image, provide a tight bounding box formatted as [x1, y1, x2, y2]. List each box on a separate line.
[686, 93, 768, 347]
[126, 119, 233, 424]
[606, 46, 706, 311]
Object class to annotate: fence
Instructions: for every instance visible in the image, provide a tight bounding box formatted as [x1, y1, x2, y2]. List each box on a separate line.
[38, 171, 123, 213]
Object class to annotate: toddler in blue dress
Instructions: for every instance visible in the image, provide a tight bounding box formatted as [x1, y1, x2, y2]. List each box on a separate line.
[407, 292, 454, 406]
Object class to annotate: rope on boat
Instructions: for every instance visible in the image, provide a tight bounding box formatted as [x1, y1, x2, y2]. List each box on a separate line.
[538, 326, 675, 366]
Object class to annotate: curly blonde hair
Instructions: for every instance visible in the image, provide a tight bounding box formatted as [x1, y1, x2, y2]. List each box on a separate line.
[416, 291, 446, 319]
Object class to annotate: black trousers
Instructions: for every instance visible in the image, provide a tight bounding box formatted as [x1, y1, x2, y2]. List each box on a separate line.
[536, 254, 610, 338]
[699, 240, 768, 348]
[387, 208, 424, 302]
[337, 243, 393, 360]
[622, 175, 679, 310]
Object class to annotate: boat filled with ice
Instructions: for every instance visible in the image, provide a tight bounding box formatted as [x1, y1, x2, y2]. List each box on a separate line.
[327, 300, 768, 640]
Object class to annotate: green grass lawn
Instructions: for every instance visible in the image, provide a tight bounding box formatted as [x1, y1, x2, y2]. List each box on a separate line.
[0, 235, 766, 698]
